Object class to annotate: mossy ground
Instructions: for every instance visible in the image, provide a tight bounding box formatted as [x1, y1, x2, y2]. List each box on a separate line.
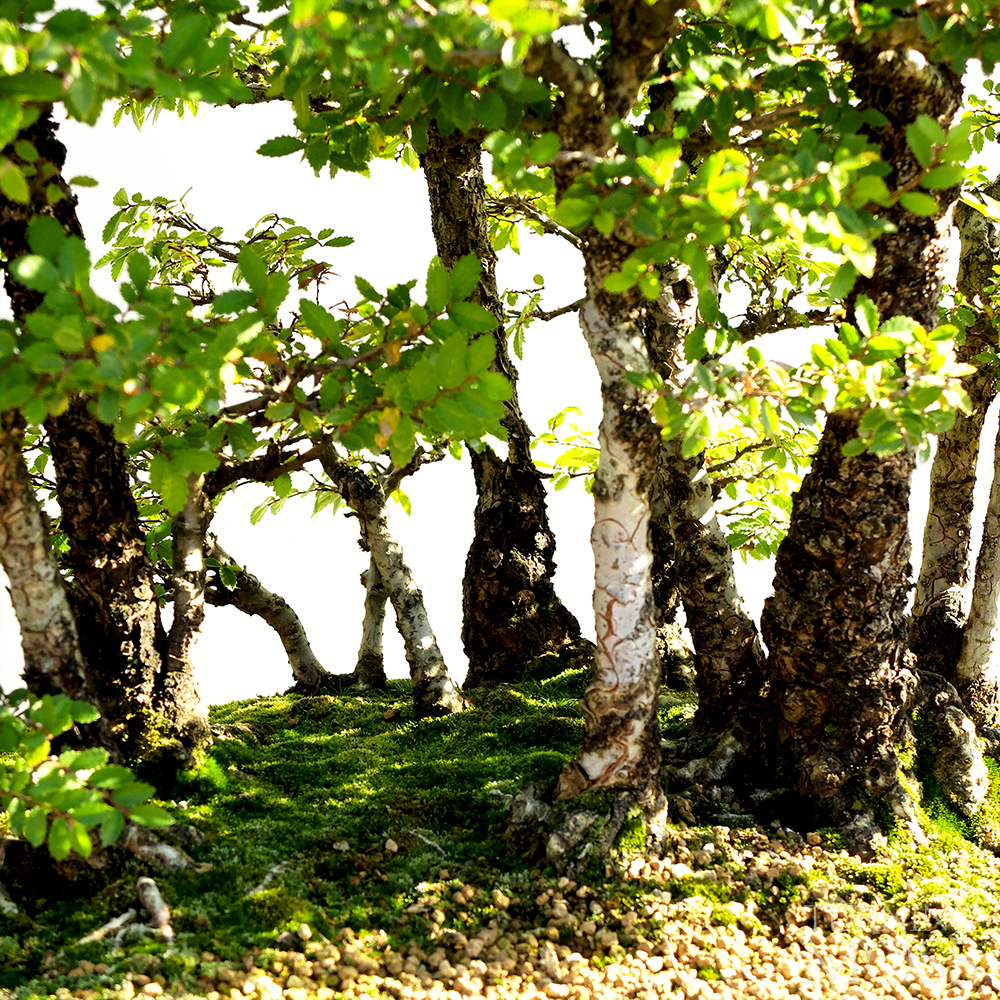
[5, 668, 1000, 997]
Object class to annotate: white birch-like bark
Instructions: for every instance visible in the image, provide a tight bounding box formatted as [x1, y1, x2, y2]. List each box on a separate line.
[206, 539, 330, 689]
[161, 474, 210, 742]
[557, 298, 661, 797]
[912, 178, 1000, 677]
[355, 554, 388, 688]
[320, 454, 463, 716]
[954, 419, 1000, 723]
[0, 414, 88, 699]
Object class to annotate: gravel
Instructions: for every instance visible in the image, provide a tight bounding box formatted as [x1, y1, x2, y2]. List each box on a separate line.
[52, 826, 1000, 1000]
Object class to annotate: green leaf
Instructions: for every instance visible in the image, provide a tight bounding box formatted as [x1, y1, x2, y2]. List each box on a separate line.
[920, 164, 966, 189]
[47, 816, 72, 861]
[476, 90, 506, 130]
[127, 253, 151, 291]
[551, 198, 594, 232]
[356, 275, 379, 301]
[0, 161, 29, 203]
[855, 296, 879, 337]
[603, 272, 637, 294]
[128, 803, 175, 827]
[24, 805, 47, 848]
[842, 438, 867, 456]
[88, 765, 136, 790]
[827, 261, 857, 302]
[899, 191, 940, 216]
[68, 818, 93, 858]
[111, 780, 155, 808]
[100, 808, 125, 847]
[449, 254, 481, 301]
[527, 133, 560, 164]
[905, 122, 934, 168]
[238, 246, 268, 298]
[449, 301, 496, 332]
[426, 260, 450, 313]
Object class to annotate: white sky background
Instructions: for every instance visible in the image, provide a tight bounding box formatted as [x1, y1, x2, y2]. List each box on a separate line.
[0, 93, 992, 706]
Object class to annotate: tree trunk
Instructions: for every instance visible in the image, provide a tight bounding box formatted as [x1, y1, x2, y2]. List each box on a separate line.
[761, 27, 964, 843]
[354, 554, 389, 689]
[320, 451, 463, 717]
[557, 243, 662, 798]
[954, 419, 1000, 725]
[206, 539, 332, 690]
[422, 125, 583, 687]
[0, 411, 88, 700]
[644, 265, 765, 732]
[911, 176, 1000, 679]
[156, 475, 211, 757]
[761, 411, 918, 802]
[0, 112, 181, 759]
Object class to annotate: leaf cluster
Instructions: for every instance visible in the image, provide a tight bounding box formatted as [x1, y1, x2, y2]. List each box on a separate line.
[0, 691, 172, 862]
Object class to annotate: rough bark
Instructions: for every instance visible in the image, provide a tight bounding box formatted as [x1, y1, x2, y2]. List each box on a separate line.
[46, 396, 169, 752]
[0, 411, 88, 699]
[158, 475, 211, 754]
[556, 244, 662, 798]
[533, 0, 680, 805]
[0, 110, 183, 760]
[320, 451, 463, 717]
[644, 266, 765, 732]
[954, 426, 1000, 725]
[354, 554, 389, 689]
[911, 175, 1000, 678]
[205, 539, 332, 691]
[761, 412, 919, 806]
[761, 26, 965, 843]
[422, 125, 583, 687]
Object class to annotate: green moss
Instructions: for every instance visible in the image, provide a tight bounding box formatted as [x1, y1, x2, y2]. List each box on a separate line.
[711, 906, 738, 926]
[616, 807, 647, 854]
[698, 966, 722, 981]
[836, 860, 905, 898]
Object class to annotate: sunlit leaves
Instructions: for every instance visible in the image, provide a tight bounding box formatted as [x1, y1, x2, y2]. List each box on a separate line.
[0, 692, 169, 861]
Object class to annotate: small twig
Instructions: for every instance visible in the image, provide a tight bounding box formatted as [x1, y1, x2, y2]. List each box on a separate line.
[78, 908, 137, 945]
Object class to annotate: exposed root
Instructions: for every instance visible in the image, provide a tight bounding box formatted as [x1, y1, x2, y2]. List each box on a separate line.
[664, 728, 748, 788]
[137, 877, 174, 942]
[123, 824, 197, 870]
[914, 670, 990, 816]
[506, 780, 668, 877]
[78, 908, 137, 945]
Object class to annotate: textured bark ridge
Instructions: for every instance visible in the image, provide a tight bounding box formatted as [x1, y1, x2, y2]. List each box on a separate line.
[761, 28, 965, 844]
[0, 412, 89, 700]
[761, 412, 918, 804]
[911, 176, 1000, 681]
[320, 452, 463, 717]
[422, 125, 584, 688]
[955, 430, 1000, 725]
[644, 268, 765, 732]
[354, 555, 389, 690]
[557, 258, 663, 799]
[46, 396, 170, 751]
[159, 475, 212, 757]
[0, 111, 207, 763]
[206, 540, 332, 691]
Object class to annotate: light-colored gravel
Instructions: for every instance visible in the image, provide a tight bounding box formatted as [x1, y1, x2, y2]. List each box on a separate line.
[52, 826, 1000, 1000]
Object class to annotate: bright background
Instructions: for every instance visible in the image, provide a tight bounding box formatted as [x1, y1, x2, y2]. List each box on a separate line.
[0, 97, 991, 706]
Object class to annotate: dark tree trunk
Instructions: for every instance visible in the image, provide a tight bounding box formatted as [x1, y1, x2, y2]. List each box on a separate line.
[422, 125, 584, 688]
[761, 26, 965, 844]
[644, 266, 765, 731]
[46, 396, 169, 753]
[761, 412, 917, 800]
[0, 110, 205, 763]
